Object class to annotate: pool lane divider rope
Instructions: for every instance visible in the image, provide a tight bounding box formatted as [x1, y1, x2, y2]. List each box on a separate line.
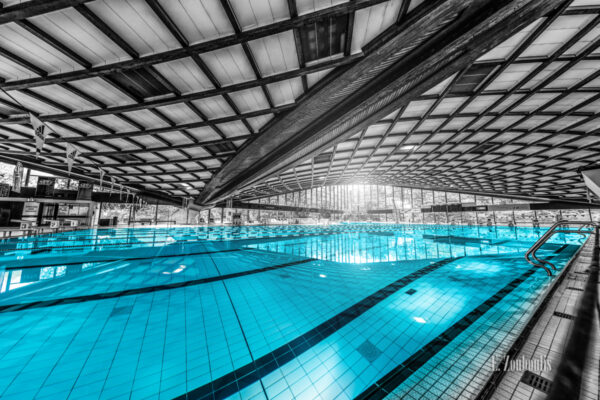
[172, 257, 461, 400]
[0, 257, 315, 313]
[0, 226, 401, 249]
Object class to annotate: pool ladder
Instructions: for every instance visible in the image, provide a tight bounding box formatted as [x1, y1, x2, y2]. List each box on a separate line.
[525, 220, 598, 276]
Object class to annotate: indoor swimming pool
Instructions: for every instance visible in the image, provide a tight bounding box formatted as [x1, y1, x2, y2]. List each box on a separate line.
[0, 224, 587, 399]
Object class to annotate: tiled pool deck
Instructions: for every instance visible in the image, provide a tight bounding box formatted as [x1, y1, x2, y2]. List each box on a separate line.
[0, 224, 588, 399]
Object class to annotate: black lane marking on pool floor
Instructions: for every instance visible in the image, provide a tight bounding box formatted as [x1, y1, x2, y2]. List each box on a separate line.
[4, 248, 246, 270]
[173, 257, 459, 400]
[3, 230, 393, 270]
[2, 231, 349, 268]
[354, 250, 575, 400]
[0, 258, 315, 313]
[0, 237, 227, 253]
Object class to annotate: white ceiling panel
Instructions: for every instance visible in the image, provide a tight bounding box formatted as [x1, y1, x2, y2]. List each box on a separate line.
[89, 114, 137, 133]
[246, 113, 274, 133]
[351, 0, 403, 54]
[230, 0, 290, 31]
[6, 90, 63, 115]
[296, 0, 348, 16]
[122, 109, 171, 129]
[30, 7, 131, 66]
[0, 22, 81, 74]
[69, 77, 136, 107]
[200, 44, 256, 85]
[28, 84, 100, 112]
[155, 103, 202, 124]
[87, 0, 180, 56]
[229, 87, 270, 112]
[191, 96, 236, 119]
[266, 78, 303, 106]
[157, 0, 234, 44]
[306, 67, 333, 88]
[216, 120, 250, 138]
[154, 57, 215, 94]
[248, 31, 299, 76]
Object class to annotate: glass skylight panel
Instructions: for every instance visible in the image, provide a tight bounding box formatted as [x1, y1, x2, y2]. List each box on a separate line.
[544, 92, 595, 112]
[490, 94, 524, 113]
[401, 99, 435, 118]
[515, 115, 554, 130]
[460, 95, 501, 113]
[444, 117, 474, 130]
[520, 61, 567, 89]
[521, 15, 596, 58]
[431, 97, 468, 115]
[485, 63, 540, 91]
[364, 123, 389, 136]
[415, 118, 445, 132]
[391, 120, 418, 133]
[423, 74, 456, 95]
[543, 115, 587, 131]
[511, 92, 560, 112]
[477, 18, 544, 61]
[544, 59, 599, 89]
[487, 115, 525, 130]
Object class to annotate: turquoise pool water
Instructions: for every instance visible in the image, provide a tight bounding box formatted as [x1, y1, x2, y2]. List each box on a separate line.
[0, 224, 587, 399]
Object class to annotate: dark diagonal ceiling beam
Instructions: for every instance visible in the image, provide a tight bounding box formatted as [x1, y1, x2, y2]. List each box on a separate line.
[197, 0, 567, 205]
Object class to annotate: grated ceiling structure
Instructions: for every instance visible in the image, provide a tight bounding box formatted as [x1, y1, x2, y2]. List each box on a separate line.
[0, 0, 598, 206]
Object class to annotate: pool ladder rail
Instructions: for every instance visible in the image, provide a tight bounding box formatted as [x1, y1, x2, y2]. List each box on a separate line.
[525, 220, 598, 276]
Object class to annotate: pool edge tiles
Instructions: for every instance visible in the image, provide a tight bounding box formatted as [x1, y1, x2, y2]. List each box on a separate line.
[0, 256, 316, 312]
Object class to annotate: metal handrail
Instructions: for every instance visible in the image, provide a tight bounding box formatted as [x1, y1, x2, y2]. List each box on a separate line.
[525, 220, 598, 276]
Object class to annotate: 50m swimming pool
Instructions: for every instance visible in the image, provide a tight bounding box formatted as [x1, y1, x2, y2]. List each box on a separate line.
[0, 224, 586, 399]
